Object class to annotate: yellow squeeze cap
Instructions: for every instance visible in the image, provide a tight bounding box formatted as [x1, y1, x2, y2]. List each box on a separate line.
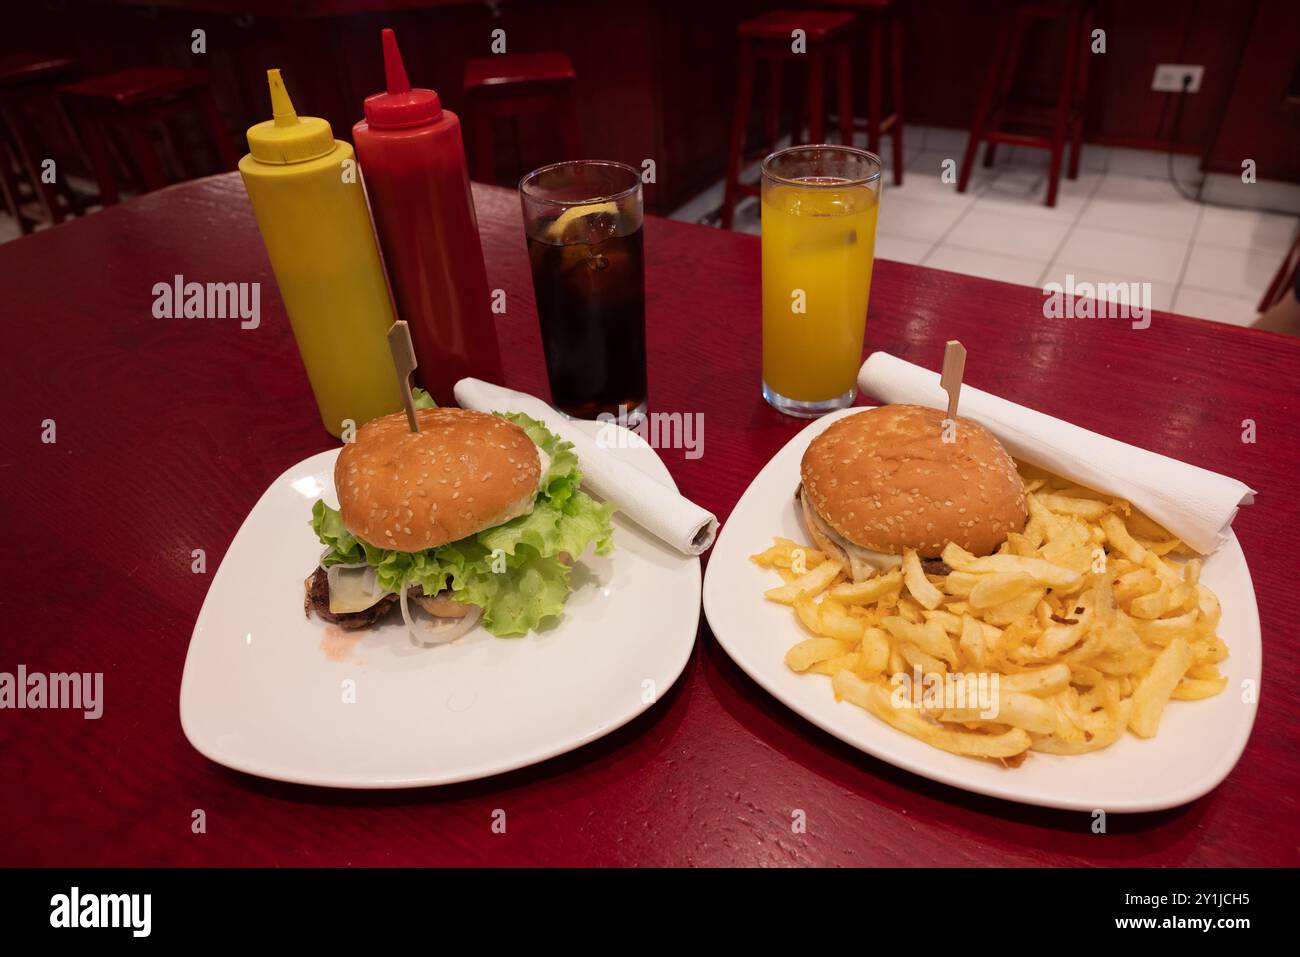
[245, 69, 335, 164]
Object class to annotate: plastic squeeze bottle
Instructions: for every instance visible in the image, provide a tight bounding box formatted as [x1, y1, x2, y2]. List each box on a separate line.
[353, 28, 504, 406]
[239, 69, 402, 438]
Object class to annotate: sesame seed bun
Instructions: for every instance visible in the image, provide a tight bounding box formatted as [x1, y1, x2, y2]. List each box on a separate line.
[801, 491, 851, 567]
[799, 404, 1026, 558]
[336, 407, 540, 553]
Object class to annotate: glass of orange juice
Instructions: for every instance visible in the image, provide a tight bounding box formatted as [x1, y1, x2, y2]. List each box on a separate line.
[761, 145, 882, 417]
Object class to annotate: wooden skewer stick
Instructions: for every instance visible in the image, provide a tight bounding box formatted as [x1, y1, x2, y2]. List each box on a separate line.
[387, 320, 421, 433]
[940, 339, 966, 420]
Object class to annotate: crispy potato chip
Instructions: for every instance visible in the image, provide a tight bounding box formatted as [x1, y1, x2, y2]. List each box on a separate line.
[1101, 512, 1147, 563]
[1129, 638, 1193, 738]
[1172, 675, 1228, 700]
[785, 637, 850, 672]
[902, 548, 945, 610]
[831, 569, 903, 605]
[832, 671, 1032, 759]
[969, 571, 1039, 609]
[882, 616, 957, 667]
[765, 560, 842, 604]
[1035, 493, 1111, 520]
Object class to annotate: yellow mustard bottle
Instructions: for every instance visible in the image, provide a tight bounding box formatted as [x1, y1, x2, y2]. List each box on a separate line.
[239, 69, 402, 438]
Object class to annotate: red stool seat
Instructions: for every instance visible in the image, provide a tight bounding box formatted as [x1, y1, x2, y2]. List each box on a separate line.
[464, 52, 576, 90]
[958, 1, 1095, 207]
[822, 0, 906, 186]
[61, 67, 209, 107]
[0, 53, 76, 86]
[724, 11, 859, 228]
[739, 10, 856, 42]
[59, 65, 237, 207]
[462, 52, 581, 186]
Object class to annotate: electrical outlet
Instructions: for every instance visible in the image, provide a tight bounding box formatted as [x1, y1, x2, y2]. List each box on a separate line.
[1152, 64, 1204, 93]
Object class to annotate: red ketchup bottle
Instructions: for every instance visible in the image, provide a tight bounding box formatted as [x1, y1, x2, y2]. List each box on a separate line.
[353, 28, 504, 404]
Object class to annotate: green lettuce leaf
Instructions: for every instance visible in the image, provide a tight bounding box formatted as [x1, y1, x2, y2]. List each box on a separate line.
[309, 410, 614, 636]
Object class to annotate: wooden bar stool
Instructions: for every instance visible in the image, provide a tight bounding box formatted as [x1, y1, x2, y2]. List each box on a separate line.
[59, 66, 239, 207]
[0, 53, 86, 233]
[825, 0, 905, 185]
[722, 10, 857, 229]
[957, 0, 1095, 207]
[463, 52, 581, 186]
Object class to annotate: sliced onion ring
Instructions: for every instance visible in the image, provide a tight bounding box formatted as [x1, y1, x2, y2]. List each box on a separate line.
[325, 562, 390, 614]
[399, 587, 482, 646]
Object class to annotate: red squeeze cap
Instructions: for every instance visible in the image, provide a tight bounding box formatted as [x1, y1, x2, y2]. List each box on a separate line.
[363, 28, 442, 129]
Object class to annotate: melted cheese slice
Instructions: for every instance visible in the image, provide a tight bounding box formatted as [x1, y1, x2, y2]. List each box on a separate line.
[805, 504, 902, 581]
[327, 564, 391, 614]
[535, 446, 551, 489]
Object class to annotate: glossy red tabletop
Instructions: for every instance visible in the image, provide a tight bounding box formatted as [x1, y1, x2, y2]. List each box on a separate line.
[2, 175, 1297, 866]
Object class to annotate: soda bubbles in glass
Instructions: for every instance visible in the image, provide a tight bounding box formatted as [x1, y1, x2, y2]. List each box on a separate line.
[520, 160, 647, 421]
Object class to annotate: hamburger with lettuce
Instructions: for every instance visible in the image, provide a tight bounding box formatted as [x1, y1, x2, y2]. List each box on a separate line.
[306, 396, 614, 642]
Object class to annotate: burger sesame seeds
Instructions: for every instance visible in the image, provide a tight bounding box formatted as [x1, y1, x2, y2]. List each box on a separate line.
[452, 491, 460, 500]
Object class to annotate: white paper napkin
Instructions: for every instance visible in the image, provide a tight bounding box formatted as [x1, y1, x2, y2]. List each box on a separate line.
[453, 379, 718, 556]
[858, 352, 1254, 554]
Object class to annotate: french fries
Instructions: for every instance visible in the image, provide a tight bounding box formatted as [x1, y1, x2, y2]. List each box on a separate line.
[751, 472, 1230, 764]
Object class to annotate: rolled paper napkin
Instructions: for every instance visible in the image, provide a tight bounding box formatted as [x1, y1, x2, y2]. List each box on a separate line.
[858, 351, 1255, 555]
[453, 378, 719, 556]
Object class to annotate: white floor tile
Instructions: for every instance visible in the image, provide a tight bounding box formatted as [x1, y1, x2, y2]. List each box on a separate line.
[1078, 174, 1201, 240]
[876, 194, 967, 242]
[923, 244, 1047, 286]
[732, 198, 761, 235]
[902, 149, 996, 197]
[1106, 146, 1199, 185]
[875, 233, 933, 265]
[1055, 226, 1190, 284]
[1181, 244, 1280, 300]
[1042, 261, 1176, 312]
[944, 206, 1072, 261]
[976, 167, 1100, 221]
[923, 126, 968, 154]
[1201, 173, 1300, 215]
[1172, 287, 1261, 327]
[1193, 205, 1298, 254]
[0, 214, 20, 244]
[882, 167, 978, 210]
[986, 142, 1110, 175]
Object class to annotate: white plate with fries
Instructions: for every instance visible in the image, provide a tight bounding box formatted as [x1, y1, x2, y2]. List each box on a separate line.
[704, 408, 1260, 812]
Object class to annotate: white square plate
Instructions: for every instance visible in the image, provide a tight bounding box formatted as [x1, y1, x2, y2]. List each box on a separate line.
[703, 408, 1261, 812]
[180, 420, 700, 788]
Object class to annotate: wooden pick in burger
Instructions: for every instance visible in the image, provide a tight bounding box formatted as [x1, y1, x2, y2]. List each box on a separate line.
[940, 339, 966, 420]
[386, 319, 423, 433]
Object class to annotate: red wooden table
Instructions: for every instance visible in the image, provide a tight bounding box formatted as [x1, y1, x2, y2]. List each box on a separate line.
[2, 175, 1298, 866]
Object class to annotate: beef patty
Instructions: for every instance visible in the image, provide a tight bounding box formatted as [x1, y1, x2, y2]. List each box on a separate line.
[304, 567, 399, 630]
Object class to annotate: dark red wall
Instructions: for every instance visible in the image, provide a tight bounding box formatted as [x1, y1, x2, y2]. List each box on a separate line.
[2, 0, 1297, 206]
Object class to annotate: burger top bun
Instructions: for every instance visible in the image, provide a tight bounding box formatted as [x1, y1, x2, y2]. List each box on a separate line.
[799, 404, 1026, 558]
[336, 407, 541, 553]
